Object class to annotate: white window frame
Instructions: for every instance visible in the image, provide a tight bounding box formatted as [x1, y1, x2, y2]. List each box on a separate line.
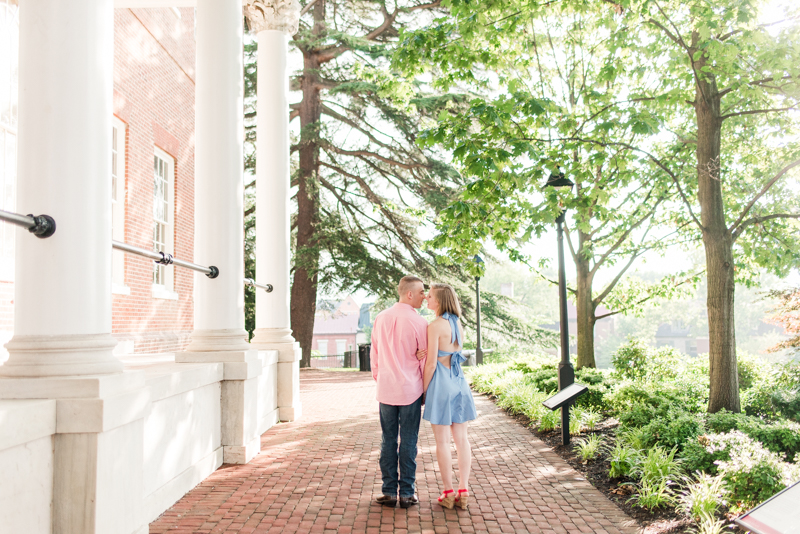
[152, 147, 177, 300]
[317, 339, 328, 355]
[0, 0, 19, 282]
[335, 339, 346, 356]
[111, 117, 129, 295]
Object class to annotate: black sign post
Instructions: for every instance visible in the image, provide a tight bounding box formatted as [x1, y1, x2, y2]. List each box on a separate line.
[543, 383, 588, 446]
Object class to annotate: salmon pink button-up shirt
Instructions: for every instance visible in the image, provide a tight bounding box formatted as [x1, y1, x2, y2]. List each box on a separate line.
[371, 303, 429, 406]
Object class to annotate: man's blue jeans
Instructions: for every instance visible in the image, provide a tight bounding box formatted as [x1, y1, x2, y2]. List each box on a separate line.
[379, 395, 422, 498]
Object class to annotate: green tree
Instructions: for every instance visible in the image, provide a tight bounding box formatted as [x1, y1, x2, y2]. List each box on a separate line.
[395, 2, 697, 369]
[397, 0, 800, 410]
[243, 0, 555, 365]
[620, 0, 800, 412]
[244, 0, 465, 366]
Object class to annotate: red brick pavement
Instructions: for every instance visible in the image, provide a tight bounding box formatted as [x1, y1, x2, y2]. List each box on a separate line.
[150, 369, 640, 534]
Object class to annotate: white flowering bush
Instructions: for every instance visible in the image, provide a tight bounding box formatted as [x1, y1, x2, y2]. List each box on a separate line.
[711, 431, 800, 511]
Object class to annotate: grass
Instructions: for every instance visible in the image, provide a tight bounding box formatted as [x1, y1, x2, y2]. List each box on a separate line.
[608, 441, 641, 478]
[574, 434, 604, 462]
[678, 472, 727, 521]
[539, 409, 560, 431]
[635, 446, 683, 484]
[628, 478, 675, 511]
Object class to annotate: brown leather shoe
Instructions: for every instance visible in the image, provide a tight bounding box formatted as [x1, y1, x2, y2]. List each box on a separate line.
[399, 494, 419, 509]
[376, 494, 397, 507]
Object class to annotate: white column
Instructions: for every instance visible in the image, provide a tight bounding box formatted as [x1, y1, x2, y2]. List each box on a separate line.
[183, 0, 251, 353]
[178, 0, 264, 465]
[0, 3, 149, 534]
[0, 0, 122, 377]
[244, 0, 303, 422]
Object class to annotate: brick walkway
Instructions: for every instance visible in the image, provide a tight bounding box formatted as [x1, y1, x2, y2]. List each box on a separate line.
[150, 369, 639, 534]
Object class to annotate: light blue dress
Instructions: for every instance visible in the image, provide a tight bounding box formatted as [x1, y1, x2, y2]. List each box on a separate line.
[423, 312, 478, 425]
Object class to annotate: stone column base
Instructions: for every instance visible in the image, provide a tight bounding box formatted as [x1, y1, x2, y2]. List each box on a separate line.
[0, 371, 149, 534]
[177, 348, 263, 464]
[0, 333, 123, 377]
[251, 329, 302, 422]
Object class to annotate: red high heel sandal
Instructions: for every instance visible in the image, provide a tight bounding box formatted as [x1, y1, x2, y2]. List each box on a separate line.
[437, 489, 455, 509]
[454, 489, 469, 509]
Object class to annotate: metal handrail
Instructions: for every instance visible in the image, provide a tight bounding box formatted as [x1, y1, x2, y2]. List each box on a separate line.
[1, 211, 274, 290]
[244, 278, 273, 293]
[0, 208, 56, 238]
[112, 240, 219, 279]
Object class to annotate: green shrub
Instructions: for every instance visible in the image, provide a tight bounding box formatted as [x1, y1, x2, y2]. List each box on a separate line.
[619, 426, 651, 451]
[772, 388, 800, 422]
[736, 351, 769, 391]
[706, 410, 800, 461]
[716, 438, 791, 512]
[640, 410, 705, 453]
[608, 380, 706, 419]
[682, 431, 761, 474]
[611, 338, 651, 380]
[526, 367, 559, 393]
[741, 383, 781, 419]
[608, 441, 641, 478]
[677, 472, 727, 521]
[611, 338, 687, 381]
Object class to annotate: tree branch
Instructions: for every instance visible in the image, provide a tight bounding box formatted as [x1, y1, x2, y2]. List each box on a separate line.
[721, 105, 799, 121]
[733, 213, 800, 242]
[730, 157, 800, 238]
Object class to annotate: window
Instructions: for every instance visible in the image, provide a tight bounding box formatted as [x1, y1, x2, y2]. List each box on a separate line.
[111, 118, 128, 293]
[336, 339, 346, 355]
[317, 340, 328, 355]
[0, 0, 18, 282]
[152, 148, 176, 299]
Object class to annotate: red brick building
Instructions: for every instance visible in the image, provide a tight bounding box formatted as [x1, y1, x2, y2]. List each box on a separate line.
[0, 5, 198, 359]
[311, 295, 362, 356]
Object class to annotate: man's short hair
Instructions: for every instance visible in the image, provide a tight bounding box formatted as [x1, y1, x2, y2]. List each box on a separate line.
[397, 275, 423, 297]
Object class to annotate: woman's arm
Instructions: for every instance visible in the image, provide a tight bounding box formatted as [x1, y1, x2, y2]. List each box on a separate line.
[423, 320, 440, 392]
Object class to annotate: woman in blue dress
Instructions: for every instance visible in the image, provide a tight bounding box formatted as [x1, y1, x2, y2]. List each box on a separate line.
[422, 283, 477, 510]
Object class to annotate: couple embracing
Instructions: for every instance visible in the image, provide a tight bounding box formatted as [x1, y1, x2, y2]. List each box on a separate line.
[371, 276, 477, 510]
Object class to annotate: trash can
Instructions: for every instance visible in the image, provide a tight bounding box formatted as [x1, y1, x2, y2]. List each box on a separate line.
[358, 344, 371, 372]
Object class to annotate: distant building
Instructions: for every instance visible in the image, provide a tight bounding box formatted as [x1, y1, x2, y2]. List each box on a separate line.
[541, 302, 615, 354]
[311, 295, 371, 356]
[654, 321, 708, 356]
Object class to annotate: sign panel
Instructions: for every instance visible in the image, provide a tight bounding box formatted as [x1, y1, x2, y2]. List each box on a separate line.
[735, 480, 800, 534]
[542, 383, 588, 410]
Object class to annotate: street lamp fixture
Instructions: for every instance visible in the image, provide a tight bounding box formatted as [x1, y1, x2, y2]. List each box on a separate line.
[474, 254, 485, 365]
[544, 170, 575, 446]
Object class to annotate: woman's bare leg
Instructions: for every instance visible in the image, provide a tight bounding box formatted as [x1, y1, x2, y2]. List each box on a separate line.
[431, 423, 454, 491]
[450, 422, 471, 490]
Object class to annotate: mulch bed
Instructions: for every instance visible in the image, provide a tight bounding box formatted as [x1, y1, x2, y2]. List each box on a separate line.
[483, 393, 748, 534]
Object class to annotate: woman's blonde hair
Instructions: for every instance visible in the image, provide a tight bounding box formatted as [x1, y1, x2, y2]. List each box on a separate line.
[430, 283, 462, 317]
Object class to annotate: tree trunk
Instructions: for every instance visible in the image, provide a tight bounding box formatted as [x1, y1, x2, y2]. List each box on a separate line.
[693, 39, 740, 412]
[291, 2, 325, 368]
[575, 231, 596, 369]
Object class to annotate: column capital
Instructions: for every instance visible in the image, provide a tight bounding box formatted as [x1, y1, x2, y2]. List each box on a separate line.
[243, 0, 300, 35]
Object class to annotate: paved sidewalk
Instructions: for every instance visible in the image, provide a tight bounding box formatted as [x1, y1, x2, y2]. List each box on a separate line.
[150, 369, 639, 534]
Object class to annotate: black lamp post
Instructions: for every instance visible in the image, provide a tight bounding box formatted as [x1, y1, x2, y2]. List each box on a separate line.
[474, 254, 484, 365]
[544, 171, 575, 446]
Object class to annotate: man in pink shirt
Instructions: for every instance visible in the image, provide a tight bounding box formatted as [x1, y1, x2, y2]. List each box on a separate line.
[371, 275, 428, 508]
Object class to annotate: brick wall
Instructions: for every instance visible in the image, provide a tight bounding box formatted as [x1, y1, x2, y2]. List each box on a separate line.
[2, 8, 198, 357]
[312, 334, 358, 355]
[111, 7, 196, 354]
